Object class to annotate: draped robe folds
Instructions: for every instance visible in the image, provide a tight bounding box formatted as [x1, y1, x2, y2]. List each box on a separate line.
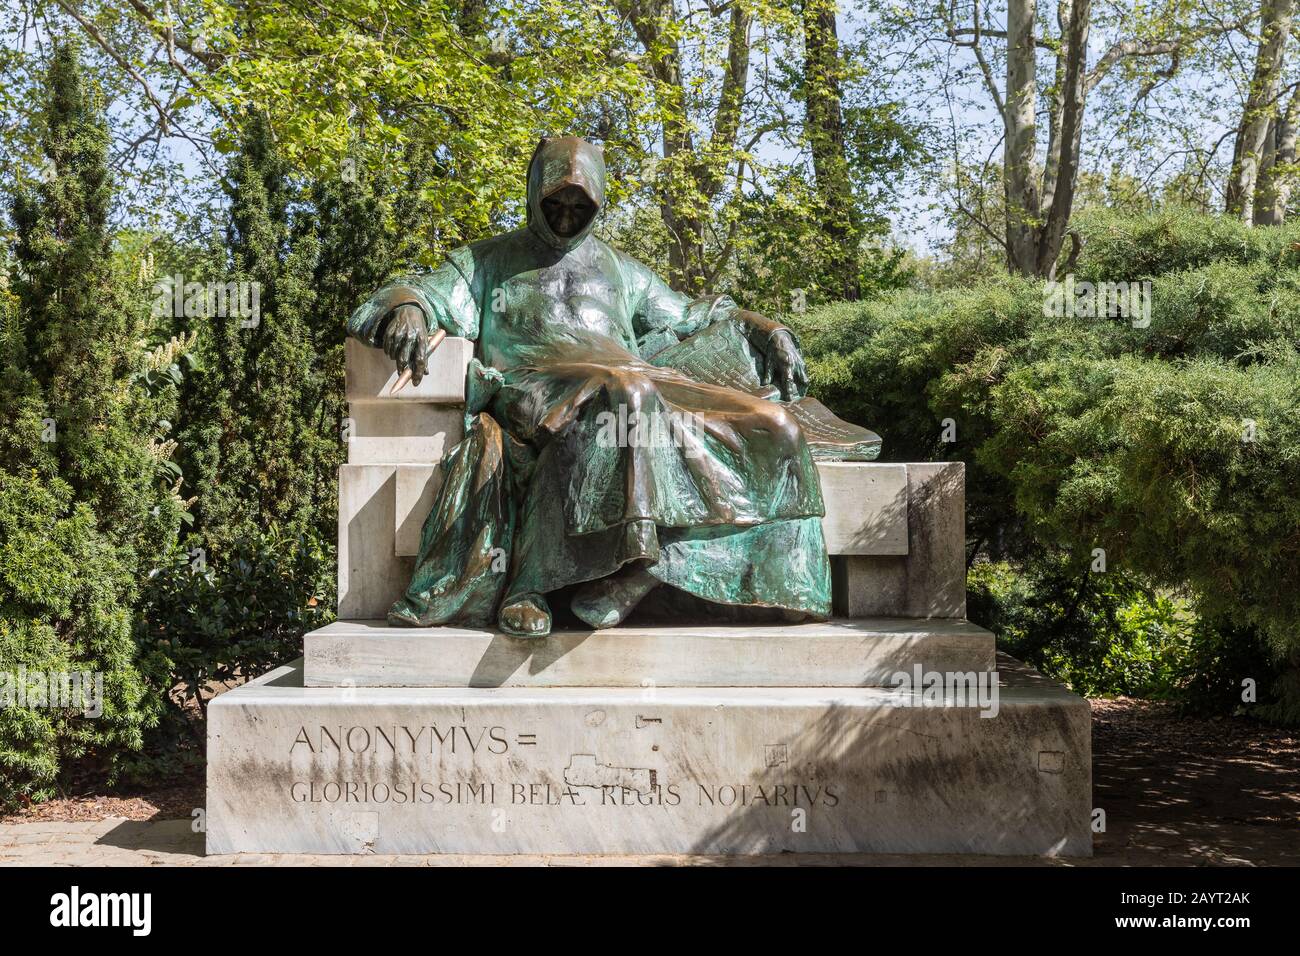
[347, 137, 833, 629]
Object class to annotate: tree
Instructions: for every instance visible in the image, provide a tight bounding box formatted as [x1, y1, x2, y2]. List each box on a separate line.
[1226, 0, 1296, 221]
[802, 0, 863, 299]
[605, 0, 921, 303]
[181, 115, 326, 554]
[32, 0, 649, 260]
[9, 40, 183, 565]
[614, 0, 756, 292]
[305, 156, 405, 527]
[1, 43, 182, 807]
[905, 0, 1255, 276]
[1253, 85, 1300, 224]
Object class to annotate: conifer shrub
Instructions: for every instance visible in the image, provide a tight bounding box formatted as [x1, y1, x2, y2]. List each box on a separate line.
[793, 209, 1300, 720]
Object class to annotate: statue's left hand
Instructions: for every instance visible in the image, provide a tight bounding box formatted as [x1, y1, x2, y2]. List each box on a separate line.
[767, 330, 809, 401]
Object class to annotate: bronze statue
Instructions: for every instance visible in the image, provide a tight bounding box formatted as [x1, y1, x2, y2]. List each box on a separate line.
[348, 136, 879, 637]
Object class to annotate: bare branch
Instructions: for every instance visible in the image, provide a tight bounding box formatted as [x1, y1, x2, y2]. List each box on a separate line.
[123, 0, 224, 67]
[947, 28, 1054, 49]
[940, 0, 1005, 118]
[53, 0, 224, 180]
[1086, 16, 1253, 94]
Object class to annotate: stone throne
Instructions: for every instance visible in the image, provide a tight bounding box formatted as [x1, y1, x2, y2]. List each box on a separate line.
[204, 338, 1092, 857]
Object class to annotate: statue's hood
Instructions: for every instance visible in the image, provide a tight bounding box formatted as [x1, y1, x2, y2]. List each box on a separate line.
[526, 136, 605, 252]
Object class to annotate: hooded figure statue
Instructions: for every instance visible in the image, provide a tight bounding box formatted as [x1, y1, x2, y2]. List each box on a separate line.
[348, 135, 873, 637]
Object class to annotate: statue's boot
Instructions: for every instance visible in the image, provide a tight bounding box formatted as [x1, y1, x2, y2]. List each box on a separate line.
[499, 593, 552, 639]
[571, 564, 660, 630]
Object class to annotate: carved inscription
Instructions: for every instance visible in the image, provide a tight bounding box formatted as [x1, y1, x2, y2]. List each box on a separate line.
[284, 723, 842, 811]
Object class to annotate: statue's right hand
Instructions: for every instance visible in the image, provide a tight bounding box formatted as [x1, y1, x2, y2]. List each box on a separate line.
[382, 304, 430, 385]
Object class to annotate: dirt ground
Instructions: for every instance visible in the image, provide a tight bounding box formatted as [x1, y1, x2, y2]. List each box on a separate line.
[3, 697, 1297, 865]
[1089, 698, 1299, 865]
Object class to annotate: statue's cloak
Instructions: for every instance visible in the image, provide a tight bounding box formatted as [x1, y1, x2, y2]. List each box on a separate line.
[347, 137, 833, 625]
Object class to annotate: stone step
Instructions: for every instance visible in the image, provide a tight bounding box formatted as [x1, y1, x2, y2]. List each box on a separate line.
[206, 655, 1091, 857]
[303, 617, 996, 689]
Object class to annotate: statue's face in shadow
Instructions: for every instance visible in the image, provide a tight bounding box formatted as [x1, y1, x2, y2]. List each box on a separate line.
[541, 184, 597, 238]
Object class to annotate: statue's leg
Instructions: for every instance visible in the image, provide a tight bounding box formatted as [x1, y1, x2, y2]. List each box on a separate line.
[387, 412, 514, 628]
[571, 561, 660, 629]
[498, 592, 551, 639]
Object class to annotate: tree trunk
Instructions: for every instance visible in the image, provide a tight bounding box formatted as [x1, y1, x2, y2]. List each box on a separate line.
[1004, 0, 1041, 276]
[802, 0, 861, 300]
[1254, 86, 1300, 223]
[1038, 0, 1090, 277]
[1226, 0, 1295, 221]
[622, 0, 751, 293]
[1002, 0, 1092, 277]
[623, 0, 705, 290]
[1041, 2, 1069, 219]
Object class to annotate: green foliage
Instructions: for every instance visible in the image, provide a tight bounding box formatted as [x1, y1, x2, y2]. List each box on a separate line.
[8, 43, 185, 563]
[795, 209, 1300, 721]
[189, 0, 650, 257]
[1170, 616, 1282, 721]
[0, 475, 162, 811]
[129, 120, 401, 772]
[0, 114, 409, 789]
[138, 119, 398, 771]
[0, 45, 183, 807]
[723, 170, 915, 317]
[1070, 206, 1300, 283]
[966, 558, 1284, 713]
[301, 158, 409, 527]
[136, 525, 334, 746]
[983, 355, 1300, 654]
[181, 116, 334, 554]
[968, 558, 1193, 699]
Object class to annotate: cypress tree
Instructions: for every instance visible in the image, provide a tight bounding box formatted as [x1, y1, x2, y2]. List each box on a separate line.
[183, 115, 325, 554]
[1, 43, 172, 807]
[8, 43, 165, 555]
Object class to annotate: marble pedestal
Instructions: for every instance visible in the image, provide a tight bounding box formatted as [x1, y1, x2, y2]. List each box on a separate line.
[207, 652, 1090, 856]
[207, 620, 1092, 857]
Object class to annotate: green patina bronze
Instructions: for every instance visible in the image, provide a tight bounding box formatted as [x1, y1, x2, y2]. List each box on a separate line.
[347, 136, 880, 637]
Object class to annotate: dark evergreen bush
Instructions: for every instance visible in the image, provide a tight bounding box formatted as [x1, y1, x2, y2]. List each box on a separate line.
[793, 209, 1300, 720]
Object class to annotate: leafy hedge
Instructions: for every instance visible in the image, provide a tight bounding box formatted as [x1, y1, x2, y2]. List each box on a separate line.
[792, 208, 1300, 721]
[0, 475, 161, 810]
[137, 526, 334, 749]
